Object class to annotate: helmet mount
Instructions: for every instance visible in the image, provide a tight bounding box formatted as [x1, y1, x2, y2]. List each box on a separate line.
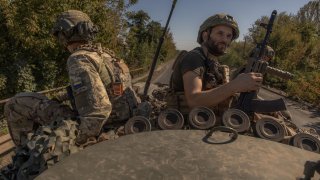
[52, 10, 98, 46]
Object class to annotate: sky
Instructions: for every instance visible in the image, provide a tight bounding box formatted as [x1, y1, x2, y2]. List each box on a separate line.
[129, 0, 312, 51]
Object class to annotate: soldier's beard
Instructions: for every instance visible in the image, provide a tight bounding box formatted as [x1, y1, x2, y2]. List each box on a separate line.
[205, 40, 228, 56]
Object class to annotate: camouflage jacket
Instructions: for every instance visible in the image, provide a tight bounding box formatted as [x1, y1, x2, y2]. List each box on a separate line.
[67, 43, 140, 141]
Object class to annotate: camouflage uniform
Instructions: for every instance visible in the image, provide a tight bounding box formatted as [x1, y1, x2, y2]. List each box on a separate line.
[4, 92, 75, 146]
[2, 10, 141, 179]
[67, 43, 140, 144]
[4, 10, 140, 146]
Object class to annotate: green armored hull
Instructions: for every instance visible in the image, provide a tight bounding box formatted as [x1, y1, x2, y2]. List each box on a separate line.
[37, 130, 319, 180]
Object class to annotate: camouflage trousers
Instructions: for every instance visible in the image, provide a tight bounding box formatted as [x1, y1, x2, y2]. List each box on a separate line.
[0, 118, 80, 180]
[4, 92, 75, 146]
[2, 92, 82, 179]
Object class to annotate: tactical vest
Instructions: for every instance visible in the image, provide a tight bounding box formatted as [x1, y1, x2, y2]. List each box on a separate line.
[72, 44, 140, 123]
[166, 48, 231, 116]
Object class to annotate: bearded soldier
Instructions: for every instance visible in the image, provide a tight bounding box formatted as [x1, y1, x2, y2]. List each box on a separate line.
[5, 10, 141, 147]
[167, 13, 263, 121]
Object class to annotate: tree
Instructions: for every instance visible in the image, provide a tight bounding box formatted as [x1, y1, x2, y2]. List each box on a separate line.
[0, 0, 138, 100]
[226, 4, 320, 106]
[297, 1, 320, 25]
[125, 10, 176, 68]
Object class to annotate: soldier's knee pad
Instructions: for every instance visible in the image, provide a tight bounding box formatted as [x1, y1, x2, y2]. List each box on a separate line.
[6, 92, 74, 124]
[4, 92, 49, 145]
[4, 92, 48, 122]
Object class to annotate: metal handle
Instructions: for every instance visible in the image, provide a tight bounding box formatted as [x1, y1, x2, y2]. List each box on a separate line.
[202, 126, 238, 144]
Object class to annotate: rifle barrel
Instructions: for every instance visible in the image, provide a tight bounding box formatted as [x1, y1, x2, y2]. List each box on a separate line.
[258, 10, 277, 58]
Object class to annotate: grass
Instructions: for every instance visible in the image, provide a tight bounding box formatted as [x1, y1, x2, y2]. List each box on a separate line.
[0, 118, 8, 136]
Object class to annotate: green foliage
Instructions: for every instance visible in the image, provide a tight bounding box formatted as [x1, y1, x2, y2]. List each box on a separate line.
[220, 41, 252, 68]
[15, 64, 37, 92]
[0, 73, 7, 97]
[0, 0, 177, 102]
[226, 2, 320, 106]
[125, 10, 176, 68]
[287, 71, 320, 105]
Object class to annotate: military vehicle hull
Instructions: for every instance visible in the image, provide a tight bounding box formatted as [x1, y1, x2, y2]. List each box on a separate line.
[37, 130, 319, 180]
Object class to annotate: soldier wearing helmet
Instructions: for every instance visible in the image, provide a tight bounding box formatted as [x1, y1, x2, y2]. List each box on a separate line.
[5, 10, 142, 148]
[167, 13, 263, 120]
[249, 45, 275, 62]
[232, 45, 275, 79]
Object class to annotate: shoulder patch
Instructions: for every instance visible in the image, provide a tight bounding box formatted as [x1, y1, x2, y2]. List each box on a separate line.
[72, 81, 83, 89]
[72, 80, 88, 95]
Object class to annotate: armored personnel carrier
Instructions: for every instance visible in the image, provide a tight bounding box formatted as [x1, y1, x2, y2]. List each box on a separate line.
[1, 1, 320, 179]
[35, 129, 319, 180]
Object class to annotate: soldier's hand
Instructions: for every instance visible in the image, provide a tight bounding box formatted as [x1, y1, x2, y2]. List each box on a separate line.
[232, 72, 263, 92]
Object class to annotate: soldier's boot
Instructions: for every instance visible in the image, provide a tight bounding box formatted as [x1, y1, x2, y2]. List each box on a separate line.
[4, 92, 75, 146]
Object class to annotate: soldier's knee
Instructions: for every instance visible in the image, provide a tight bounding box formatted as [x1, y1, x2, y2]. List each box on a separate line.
[4, 92, 48, 122]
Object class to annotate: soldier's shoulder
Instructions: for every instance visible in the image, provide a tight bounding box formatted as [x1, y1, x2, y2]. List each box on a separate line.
[68, 52, 91, 63]
[67, 51, 103, 69]
[189, 47, 203, 55]
[179, 48, 206, 67]
[102, 47, 116, 57]
[181, 47, 205, 62]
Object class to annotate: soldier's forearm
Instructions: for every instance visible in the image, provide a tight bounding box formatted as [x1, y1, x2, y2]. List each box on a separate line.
[186, 82, 236, 108]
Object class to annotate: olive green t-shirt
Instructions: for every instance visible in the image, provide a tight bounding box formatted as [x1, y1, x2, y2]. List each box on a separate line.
[170, 47, 206, 92]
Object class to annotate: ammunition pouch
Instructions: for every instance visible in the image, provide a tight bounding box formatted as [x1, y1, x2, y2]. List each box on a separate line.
[108, 87, 140, 123]
[165, 91, 190, 115]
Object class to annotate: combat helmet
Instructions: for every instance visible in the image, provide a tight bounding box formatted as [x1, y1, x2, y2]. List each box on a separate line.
[197, 13, 239, 44]
[264, 45, 275, 60]
[52, 10, 98, 46]
[249, 45, 275, 60]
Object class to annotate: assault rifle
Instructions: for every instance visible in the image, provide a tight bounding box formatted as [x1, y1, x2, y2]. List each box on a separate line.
[236, 10, 294, 115]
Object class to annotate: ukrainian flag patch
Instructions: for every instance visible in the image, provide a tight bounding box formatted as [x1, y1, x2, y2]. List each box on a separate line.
[73, 81, 83, 89]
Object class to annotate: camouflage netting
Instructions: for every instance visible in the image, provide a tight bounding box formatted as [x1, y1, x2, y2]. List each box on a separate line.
[0, 119, 80, 180]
